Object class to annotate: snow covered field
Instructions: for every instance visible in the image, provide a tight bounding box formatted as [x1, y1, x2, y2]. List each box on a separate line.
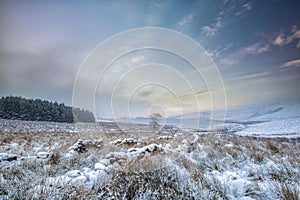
[169, 103, 300, 139]
[223, 103, 300, 138]
[0, 117, 299, 199]
[0, 103, 299, 199]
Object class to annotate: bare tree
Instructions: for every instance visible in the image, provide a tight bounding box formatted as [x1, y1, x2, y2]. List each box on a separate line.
[149, 113, 162, 133]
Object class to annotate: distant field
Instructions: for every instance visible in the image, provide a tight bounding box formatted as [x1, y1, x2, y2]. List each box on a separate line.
[0, 120, 299, 199]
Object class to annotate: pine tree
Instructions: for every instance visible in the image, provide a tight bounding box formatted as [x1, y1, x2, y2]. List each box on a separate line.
[0, 96, 95, 123]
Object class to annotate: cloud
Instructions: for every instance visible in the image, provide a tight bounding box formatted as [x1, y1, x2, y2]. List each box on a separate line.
[178, 14, 194, 26]
[273, 33, 285, 46]
[138, 90, 153, 98]
[221, 25, 300, 67]
[206, 43, 233, 59]
[130, 55, 145, 64]
[112, 65, 124, 73]
[273, 26, 300, 48]
[235, 3, 252, 16]
[222, 0, 253, 16]
[201, 10, 223, 37]
[110, 54, 147, 74]
[276, 74, 300, 82]
[207, 48, 221, 58]
[222, 0, 229, 5]
[200, 0, 254, 39]
[201, 25, 218, 37]
[220, 42, 270, 65]
[220, 58, 238, 66]
[244, 43, 270, 55]
[228, 71, 270, 81]
[281, 59, 300, 69]
[287, 26, 300, 44]
[178, 89, 209, 99]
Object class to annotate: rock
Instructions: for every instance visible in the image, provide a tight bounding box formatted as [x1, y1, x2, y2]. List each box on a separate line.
[110, 138, 137, 146]
[70, 175, 87, 187]
[69, 140, 87, 153]
[80, 167, 93, 175]
[9, 143, 19, 148]
[65, 170, 82, 178]
[0, 153, 17, 162]
[0, 161, 16, 169]
[37, 152, 49, 159]
[86, 170, 109, 186]
[99, 159, 110, 166]
[95, 163, 106, 171]
[65, 152, 76, 159]
[107, 162, 122, 172]
[129, 144, 162, 154]
[128, 147, 138, 153]
[87, 170, 108, 179]
[82, 140, 92, 145]
[82, 139, 103, 148]
[110, 139, 122, 145]
[86, 170, 99, 180]
[144, 144, 160, 152]
[121, 138, 137, 145]
[46, 175, 71, 187]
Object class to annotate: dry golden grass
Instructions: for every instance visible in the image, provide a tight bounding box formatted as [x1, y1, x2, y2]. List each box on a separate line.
[281, 182, 299, 200]
[0, 129, 300, 199]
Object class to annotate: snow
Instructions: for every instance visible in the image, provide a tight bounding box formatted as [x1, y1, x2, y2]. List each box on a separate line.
[99, 158, 110, 166]
[0, 119, 102, 134]
[0, 102, 299, 139]
[0, 153, 17, 162]
[65, 170, 82, 178]
[157, 135, 173, 140]
[37, 152, 49, 159]
[235, 118, 300, 137]
[45, 167, 110, 189]
[0, 103, 299, 198]
[88, 170, 108, 181]
[95, 163, 107, 171]
[46, 175, 72, 187]
[225, 143, 234, 148]
[110, 138, 122, 145]
[213, 170, 253, 198]
[128, 144, 163, 155]
[164, 102, 300, 138]
[110, 138, 138, 145]
[80, 167, 93, 174]
[82, 139, 103, 148]
[223, 103, 300, 138]
[70, 175, 87, 187]
[9, 142, 19, 148]
[69, 140, 87, 152]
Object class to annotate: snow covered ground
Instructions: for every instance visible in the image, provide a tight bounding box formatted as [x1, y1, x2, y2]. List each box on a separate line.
[0, 124, 299, 199]
[0, 103, 299, 199]
[223, 103, 300, 138]
[166, 102, 300, 138]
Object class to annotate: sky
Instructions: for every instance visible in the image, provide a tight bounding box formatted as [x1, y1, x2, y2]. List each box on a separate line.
[0, 0, 300, 118]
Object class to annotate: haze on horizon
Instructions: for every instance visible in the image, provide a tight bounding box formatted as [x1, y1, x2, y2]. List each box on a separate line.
[0, 0, 300, 118]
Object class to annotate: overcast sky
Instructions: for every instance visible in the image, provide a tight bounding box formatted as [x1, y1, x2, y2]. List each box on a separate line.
[0, 0, 299, 117]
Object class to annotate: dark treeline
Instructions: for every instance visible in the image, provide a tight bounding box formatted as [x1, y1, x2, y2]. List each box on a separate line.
[0, 96, 95, 123]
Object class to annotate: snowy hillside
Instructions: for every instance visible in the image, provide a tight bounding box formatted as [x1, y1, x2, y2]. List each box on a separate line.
[224, 103, 300, 138]
[164, 103, 300, 138]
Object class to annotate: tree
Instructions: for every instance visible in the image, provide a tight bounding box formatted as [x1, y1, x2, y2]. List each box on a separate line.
[149, 113, 162, 133]
[0, 96, 95, 123]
